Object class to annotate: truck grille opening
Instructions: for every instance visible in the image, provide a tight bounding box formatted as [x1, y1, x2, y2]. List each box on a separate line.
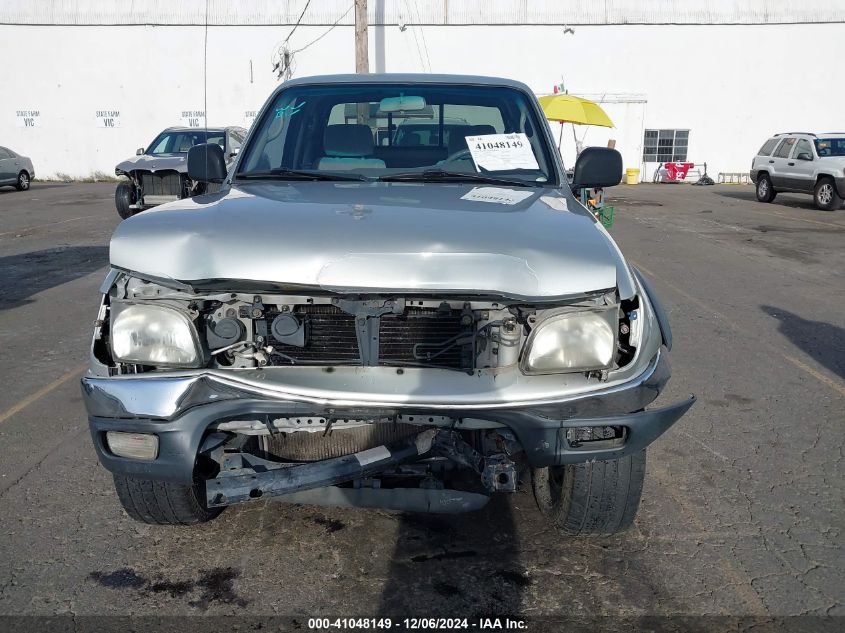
[140, 171, 184, 197]
[261, 422, 420, 462]
[263, 305, 473, 371]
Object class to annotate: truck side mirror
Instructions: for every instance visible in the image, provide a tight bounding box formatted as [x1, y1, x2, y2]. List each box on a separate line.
[187, 143, 227, 183]
[136, 148, 144, 155]
[796, 152, 813, 161]
[571, 147, 623, 189]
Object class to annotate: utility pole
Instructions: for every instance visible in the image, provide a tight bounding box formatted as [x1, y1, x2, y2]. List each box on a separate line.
[355, 0, 369, 74]
[355, 0, 369, 126]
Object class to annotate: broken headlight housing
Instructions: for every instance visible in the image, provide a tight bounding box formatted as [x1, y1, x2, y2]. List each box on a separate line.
[110, 303, 203, 368]
[520, 307, 617, 375]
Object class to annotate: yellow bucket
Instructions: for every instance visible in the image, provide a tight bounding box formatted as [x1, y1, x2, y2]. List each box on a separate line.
[625, 168, 640, 185]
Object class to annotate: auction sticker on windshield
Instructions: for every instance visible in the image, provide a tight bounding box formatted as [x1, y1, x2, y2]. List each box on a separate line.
[465, 133, 539, 172]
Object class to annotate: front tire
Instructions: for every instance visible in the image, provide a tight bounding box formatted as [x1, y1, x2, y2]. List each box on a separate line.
[15, 171, 30, 191]
[814, 177, 843, 211]
[115, 181, 136, 219]
[532, 449, 646, 535]
[112, 474, 223, 525]
[755, 174, 776, 202]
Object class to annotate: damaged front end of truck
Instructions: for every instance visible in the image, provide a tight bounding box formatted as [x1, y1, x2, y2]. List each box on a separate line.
[83, 265, 692, 522]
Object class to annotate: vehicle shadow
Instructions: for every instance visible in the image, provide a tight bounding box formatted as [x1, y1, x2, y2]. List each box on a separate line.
[0, 246, 109, 310]
[713, 189, 822, 211]
[375, 494, 529, 618]
[761, 305, 845, 379]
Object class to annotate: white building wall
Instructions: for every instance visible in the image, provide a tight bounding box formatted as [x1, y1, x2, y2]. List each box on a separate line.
[1, 2, 843, 179]
[3, 0, 843, 26]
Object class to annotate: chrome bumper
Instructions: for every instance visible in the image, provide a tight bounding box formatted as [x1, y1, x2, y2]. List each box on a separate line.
[82, 351, 670, 421]
[82, 351, 694, 481]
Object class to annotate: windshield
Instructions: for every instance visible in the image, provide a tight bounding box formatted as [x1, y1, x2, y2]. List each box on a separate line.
[146, 130, 225, 155]
[237, 83, 555, 185]
[814, 138, 845, 157]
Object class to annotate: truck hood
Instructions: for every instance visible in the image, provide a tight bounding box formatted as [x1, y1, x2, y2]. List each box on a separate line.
[116, 153, 188, 174]
[110, 181, 628, 300]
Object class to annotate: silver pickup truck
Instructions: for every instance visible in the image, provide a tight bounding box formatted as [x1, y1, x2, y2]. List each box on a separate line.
[82, 74, 694, 535]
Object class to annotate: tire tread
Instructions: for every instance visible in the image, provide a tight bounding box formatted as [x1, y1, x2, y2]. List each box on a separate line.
[112, 474, 222, 525]
[532, 448, 647, 536]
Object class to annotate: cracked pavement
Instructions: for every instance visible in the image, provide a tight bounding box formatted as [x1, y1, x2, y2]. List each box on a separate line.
[0, 183, 842, 622]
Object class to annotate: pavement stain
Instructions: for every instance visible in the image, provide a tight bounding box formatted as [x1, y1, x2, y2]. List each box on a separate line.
[313, 515, 346, 533]
[707, 393, 756, 408]
[88, 566, 249, 609]
[191, 567, 249, 609]
[88, 568, 146, 589]
[149, 578, 194, 598]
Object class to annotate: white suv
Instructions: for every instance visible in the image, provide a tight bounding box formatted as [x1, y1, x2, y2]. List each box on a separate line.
[750, 133, 845, 211]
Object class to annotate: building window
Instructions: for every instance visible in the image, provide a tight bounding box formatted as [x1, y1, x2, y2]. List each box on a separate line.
[643, 129, 689, 162]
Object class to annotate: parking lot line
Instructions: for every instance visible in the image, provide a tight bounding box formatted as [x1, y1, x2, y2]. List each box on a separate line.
[0, 364, 86, 425]
[632, 261, 845, 398]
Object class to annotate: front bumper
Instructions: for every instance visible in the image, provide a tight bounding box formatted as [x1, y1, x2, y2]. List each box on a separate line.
[82, 350, 694, 483]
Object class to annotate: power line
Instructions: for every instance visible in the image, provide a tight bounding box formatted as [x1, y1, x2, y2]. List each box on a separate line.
[408, 0, 432, 71]
[293, 4, 353, 53]
[272, 0, 312, 80]
[402, 0, 427, 72]
[284, 0, 312, 43]
[272, 3, 352, 80]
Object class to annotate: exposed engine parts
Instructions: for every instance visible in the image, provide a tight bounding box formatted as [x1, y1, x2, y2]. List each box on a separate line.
[103, 274, 641, 380]
[193, 293, 630, 375]
[202, 424, 521, 510]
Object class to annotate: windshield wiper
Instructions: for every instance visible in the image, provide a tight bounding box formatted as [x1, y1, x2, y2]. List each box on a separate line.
[237, 168, 368, 182]
[379, 169, 541, 188]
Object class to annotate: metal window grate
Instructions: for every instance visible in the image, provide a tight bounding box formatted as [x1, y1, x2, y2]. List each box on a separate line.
[643, 129, 689, 162]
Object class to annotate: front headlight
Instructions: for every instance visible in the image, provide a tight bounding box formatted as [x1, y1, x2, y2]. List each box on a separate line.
[110, 303, 203, 367]
[521, 307, 617, 375]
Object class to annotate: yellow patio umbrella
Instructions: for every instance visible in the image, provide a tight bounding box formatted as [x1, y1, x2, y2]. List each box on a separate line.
[539, 94, 615, 151]
[538, 94, 614, 128]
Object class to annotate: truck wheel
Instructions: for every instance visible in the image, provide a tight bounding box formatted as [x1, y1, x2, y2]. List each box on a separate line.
[755, 174, 776, 203]
[531, 449, 646, 535]
[112, 474, 223, 525]
[814, 177, 843, 211]
[115, 181, 136, 219]
[15, 171, 30, 191]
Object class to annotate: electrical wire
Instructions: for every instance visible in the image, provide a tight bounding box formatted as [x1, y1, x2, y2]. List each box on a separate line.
[292, 3, 353, 53]
[408, 0, 432, 71]
[271, 0, 312, 80]
[402, 0, 427, 72]
[284, 0, 312, 43]
[272, 2, 351, 80]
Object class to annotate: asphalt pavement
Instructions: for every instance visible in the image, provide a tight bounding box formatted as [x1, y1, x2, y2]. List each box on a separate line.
[0, 182, 842, 627]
